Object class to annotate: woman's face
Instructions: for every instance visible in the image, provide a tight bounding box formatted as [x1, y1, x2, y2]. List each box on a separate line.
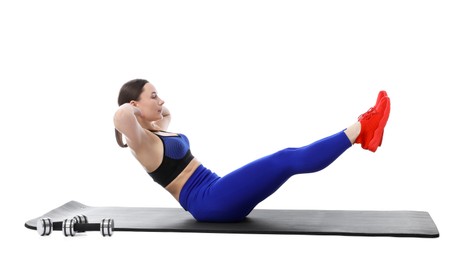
[132, 83, 165, 122]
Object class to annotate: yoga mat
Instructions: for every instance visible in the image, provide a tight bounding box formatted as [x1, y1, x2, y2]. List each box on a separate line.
[25, 201, 439, 238]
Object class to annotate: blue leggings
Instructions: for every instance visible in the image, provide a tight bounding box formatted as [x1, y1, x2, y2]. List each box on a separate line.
[179, 130, 352, 222]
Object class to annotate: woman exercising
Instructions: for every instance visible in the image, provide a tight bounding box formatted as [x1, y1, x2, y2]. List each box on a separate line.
[114, 79, 391, 222]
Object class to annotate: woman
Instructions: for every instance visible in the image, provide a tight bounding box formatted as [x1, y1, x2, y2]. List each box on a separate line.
[114, 79, 391, 222]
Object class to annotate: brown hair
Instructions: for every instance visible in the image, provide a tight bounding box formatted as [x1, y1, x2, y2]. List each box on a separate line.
[115, 79, 149, 148]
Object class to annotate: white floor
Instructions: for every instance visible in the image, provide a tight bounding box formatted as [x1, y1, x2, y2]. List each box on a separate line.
[2, 1, 461, 259]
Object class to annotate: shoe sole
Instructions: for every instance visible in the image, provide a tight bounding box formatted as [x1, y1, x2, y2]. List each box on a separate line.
[375, 90, 387, 148]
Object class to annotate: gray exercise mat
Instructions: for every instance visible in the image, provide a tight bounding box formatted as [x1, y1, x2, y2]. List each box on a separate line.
[25, 201, 439, 238]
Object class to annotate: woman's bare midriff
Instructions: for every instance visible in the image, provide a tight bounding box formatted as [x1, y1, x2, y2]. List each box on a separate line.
[165, 158, 201, 201]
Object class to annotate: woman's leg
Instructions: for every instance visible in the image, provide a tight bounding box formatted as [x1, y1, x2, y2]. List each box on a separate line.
[190, 129, 353, 222]
[187, 92, 390, 222]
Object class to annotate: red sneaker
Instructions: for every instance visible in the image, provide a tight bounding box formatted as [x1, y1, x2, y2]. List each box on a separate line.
[355, 91, 388, 147]
[356, 96, 391, 152]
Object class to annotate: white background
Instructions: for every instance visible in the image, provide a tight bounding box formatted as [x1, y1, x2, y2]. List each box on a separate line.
[1, 0, 461, 259]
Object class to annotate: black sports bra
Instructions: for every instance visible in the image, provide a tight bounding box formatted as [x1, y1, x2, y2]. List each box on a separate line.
[148, 130, 194, 187]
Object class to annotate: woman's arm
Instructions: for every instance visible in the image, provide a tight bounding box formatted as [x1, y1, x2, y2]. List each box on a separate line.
[113, 103, 148, 149]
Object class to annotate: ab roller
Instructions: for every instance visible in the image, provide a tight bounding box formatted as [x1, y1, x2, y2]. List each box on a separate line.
[37, 215, 114, 237]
